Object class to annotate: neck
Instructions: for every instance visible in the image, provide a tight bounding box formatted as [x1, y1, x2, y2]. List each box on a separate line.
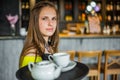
[43, 37, 49, 43]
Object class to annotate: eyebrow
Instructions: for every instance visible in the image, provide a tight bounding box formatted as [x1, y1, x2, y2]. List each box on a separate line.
[41, 16, 57, 19]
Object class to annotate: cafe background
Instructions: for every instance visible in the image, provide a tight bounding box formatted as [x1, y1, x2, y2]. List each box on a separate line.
[0, 0, 120, 80]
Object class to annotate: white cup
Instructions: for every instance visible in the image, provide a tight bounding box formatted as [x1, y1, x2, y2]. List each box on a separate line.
[20, 28, 26, 36]
[48, 53, 70, 68]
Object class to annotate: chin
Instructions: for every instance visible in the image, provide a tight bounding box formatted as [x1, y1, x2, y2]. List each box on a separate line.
[47, 33, 54, 36]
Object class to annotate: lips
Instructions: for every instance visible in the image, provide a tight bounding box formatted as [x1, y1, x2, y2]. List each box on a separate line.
[46, 28, 54, 32]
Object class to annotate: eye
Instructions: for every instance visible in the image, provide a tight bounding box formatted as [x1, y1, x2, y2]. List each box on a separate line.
[42, 17, 48, 20]
[52, 17, 57, 21]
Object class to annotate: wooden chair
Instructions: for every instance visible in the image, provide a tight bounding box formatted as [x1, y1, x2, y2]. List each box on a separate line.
[66, 50, 76, 61]
[103, 50, 120, 80]
[77, 50, 102, 80]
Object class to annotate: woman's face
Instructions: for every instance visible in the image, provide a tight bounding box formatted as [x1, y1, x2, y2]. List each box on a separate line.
[39, 6, 57, 38]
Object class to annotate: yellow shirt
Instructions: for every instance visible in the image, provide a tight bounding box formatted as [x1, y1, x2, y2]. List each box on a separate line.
[20, 56, 42, 68]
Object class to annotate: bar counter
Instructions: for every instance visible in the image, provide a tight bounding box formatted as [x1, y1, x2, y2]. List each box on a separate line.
[59, 33, 120, 38]
[0, 33, 120, 40]
[58, 33, 120, 51]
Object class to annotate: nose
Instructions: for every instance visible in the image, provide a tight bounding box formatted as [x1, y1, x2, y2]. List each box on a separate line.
[48, 19, 53, 26]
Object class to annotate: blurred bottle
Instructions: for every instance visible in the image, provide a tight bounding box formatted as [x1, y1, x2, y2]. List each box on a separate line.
[106, 25, 111, 34]
[85, 20, 89, 33]
[116, 2, 120, 11]
[25, 2, 29, 9]
[65, 15, 73, 21]
[22, 2, 25, 9]
[110, 2, 113, 11]
[107, 15, 111, 21]
[81, 13, 86, 21]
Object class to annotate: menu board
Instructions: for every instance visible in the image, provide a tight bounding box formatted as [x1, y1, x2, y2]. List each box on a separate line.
[88, 15, 101, 33]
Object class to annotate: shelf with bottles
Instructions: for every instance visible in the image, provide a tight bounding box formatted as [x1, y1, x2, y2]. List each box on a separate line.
[64, 0, 74, 22]
[105, 0, 120, 27]
[78, 0, 87, 22]
[105, 1, 114, 23]
[113, 1, 120, 26]
[21, 0, 30, 29]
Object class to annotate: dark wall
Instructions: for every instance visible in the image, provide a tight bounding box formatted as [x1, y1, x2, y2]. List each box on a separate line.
[0, 0, 19, 36]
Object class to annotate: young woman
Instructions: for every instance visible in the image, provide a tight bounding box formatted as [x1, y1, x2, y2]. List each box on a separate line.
[19, 1, 59, 68]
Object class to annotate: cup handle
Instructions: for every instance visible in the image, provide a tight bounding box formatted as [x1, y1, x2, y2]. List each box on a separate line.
[48, 55, 54, 62]
[28, 62, 34, 72]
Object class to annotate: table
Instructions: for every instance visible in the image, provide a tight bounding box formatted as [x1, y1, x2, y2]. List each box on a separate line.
[16, 62, 89, 80]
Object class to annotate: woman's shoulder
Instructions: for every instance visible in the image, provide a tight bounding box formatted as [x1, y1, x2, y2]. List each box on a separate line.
[25, 48, 37, 56]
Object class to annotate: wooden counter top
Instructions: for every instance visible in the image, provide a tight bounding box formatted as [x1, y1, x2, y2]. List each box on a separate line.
[59, 33, 120, 38]
[0, 36, 25, 40]
[0, 33, 120, 40]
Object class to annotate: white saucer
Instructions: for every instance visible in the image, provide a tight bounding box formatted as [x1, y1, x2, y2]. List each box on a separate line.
[61, 61, 77, 72]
